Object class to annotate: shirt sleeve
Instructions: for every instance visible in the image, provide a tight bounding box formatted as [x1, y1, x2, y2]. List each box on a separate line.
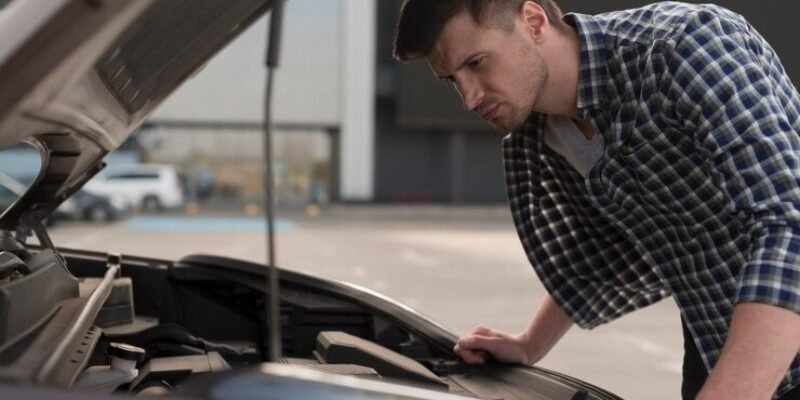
[661, 16, 800, 314]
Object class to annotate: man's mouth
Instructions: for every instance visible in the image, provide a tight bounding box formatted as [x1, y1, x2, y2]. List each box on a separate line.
[479, 104, 499, 121]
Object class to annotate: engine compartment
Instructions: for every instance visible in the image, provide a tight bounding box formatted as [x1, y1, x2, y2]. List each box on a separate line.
[0, 245, 618, 400]
[0, 246, 466, 395]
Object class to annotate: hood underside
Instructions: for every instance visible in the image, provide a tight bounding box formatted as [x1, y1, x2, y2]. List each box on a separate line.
[0, 0, 273, 230]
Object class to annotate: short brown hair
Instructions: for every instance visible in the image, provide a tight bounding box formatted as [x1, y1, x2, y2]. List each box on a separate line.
[393, 0, 565, 62]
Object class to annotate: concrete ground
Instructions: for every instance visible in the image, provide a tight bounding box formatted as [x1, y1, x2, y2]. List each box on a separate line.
[49, 205, 683, 400]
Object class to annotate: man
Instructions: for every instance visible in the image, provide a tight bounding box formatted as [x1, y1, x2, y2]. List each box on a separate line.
[393, 1, 800, 399]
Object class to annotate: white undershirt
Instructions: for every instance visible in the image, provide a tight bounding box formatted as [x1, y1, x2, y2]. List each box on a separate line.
[543, 115, 604, 177]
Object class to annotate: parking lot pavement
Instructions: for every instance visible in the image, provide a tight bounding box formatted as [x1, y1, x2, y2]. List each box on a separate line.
[48, 205, 682, 400]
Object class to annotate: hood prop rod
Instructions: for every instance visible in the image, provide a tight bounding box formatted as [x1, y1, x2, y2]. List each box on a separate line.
[263, 0, 286, 363]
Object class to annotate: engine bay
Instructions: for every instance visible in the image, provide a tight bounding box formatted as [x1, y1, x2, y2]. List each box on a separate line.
[0, 241, 614, 400]
[0, 242, 470, 396]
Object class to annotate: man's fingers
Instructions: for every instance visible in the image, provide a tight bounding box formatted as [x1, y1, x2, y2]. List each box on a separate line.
[472, 326, 495, 336]
[467, 349, 488, 364]
[455, 327, 516, 364]
[458, 335, 496, 350]
[458, 334, 497, 350]
[456, 329, 528, 365]
[457, 335, 478, 349]
[454, 343, 487, 364]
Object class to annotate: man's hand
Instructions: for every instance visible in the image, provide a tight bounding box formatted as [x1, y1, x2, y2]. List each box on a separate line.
[453, 294, 574, 365]
[454, 326, 537, 365]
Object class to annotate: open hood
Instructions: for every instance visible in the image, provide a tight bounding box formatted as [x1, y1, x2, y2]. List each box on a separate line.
[0, 0, 273, 231]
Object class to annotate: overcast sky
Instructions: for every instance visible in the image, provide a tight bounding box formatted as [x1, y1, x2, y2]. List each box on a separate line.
[152, 0, 341, 125]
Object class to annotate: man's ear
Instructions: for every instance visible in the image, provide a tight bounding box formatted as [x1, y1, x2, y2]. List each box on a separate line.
[520, 1, 548, 42]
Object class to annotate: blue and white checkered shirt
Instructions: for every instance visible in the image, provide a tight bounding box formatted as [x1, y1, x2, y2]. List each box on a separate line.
[504, 2, 800, 396]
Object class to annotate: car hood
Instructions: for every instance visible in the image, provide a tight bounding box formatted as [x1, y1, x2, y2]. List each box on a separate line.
[0, 0, 273, 230]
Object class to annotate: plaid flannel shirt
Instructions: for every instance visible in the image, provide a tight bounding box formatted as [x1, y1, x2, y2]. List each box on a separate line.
[504, 2, 800, 396]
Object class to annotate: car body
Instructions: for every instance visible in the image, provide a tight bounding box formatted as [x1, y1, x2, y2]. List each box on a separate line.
[84, 164, 183, 212]
[0, 1, 622, 399]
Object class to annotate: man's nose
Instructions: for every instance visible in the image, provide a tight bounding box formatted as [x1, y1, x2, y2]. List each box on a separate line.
[456, 79, 484, 112]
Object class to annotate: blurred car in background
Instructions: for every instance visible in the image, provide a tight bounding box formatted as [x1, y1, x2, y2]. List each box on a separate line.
[56, 190, 131, 222]
[84, 164, 184, 212]
[0, 173, 126, 224]
[0, 185, 129, 224]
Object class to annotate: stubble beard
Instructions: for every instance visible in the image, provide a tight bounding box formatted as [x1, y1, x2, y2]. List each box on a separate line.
[497, 42, 548, 133]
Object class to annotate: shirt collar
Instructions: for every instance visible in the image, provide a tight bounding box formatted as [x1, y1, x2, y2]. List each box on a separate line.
[563, 13, 610, 116]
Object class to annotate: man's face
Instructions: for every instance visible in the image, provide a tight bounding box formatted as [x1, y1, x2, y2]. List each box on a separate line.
[428, 8, 547, 133]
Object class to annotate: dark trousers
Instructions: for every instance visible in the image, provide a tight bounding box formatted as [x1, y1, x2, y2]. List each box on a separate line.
[681, 319, 800, 399]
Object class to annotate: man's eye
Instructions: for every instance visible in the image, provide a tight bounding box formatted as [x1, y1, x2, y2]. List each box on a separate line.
[468, 57, 484, 67]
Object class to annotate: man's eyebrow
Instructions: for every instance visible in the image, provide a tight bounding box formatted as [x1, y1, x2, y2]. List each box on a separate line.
[436, 53, 482, 81]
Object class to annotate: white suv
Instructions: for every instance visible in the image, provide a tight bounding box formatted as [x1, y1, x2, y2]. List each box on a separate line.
[85, 164, 184, 212]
